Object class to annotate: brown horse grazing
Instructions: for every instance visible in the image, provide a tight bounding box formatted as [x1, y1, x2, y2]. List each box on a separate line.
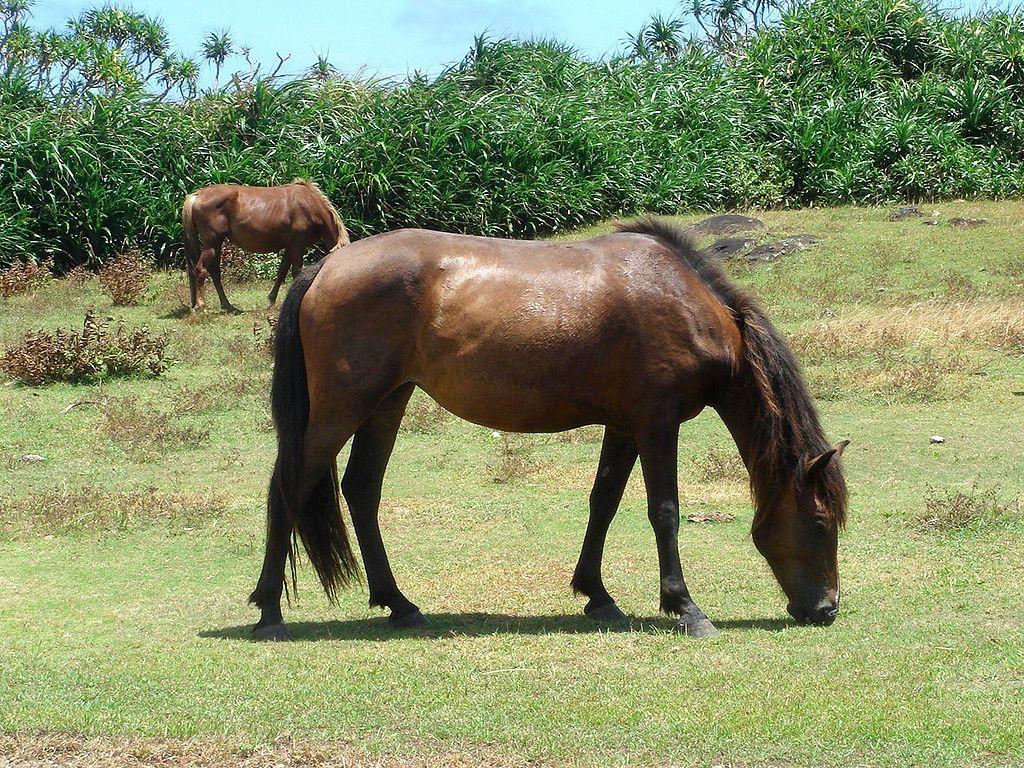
[181, 179, 349, 313]
[248, 218, 849, 641]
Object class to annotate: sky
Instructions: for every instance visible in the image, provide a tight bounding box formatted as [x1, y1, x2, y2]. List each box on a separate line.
[31, 0, 686, 83]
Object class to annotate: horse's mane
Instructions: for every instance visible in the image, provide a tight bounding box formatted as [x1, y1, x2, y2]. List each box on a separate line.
[615, 217, 847, 529]
[292, 178, 350, 246]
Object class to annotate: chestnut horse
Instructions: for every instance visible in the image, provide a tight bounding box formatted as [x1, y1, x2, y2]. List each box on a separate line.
[248, 219, 849, 641]
[181, 179, 349, 313]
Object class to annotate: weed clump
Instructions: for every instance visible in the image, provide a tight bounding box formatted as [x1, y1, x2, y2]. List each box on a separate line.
[99, 249, 150, 306]
[99, 395, 209, 460]
[401, 394, 453, 434]
[918, 484, 1021, 532]
[0, 485, 227, 536]
[0, 312, 171, 385]
[691, 447, 747, 483]
[0, 258, 52, 298]
[489, 432, 539, 484]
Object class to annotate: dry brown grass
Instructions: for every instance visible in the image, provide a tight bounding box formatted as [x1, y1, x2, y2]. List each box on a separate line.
[792, 299, 1024, 359]
[917, 484, 1022, 532]
[99, 249, 151, 306]
[98, 395, 209, 460]
[0, 486, 227, 536]
[0, 733, 534, 768]
[0, 257, 52, 298]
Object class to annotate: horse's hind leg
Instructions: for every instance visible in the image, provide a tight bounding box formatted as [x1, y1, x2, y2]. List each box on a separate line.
[340, 384, 424, 628]
[249, 413, 361, 640]
[637, 423, 718, 638]
[571, 429, 637, 623]
[203, 239, 240, 314]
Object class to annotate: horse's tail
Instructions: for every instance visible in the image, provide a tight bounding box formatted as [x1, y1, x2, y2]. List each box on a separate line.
[265, 259, 359, 602]
[181, 193, 201, 291]
[292, 177, 350, 248]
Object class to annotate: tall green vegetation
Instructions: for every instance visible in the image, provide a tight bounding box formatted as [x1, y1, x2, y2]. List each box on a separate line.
[2, 0, 1024, 267]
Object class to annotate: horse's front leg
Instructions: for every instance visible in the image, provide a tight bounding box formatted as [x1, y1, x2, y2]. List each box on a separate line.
[571, 429, 637, 622]
[267, 245, 304, 308]
[638, 423, 719, 638]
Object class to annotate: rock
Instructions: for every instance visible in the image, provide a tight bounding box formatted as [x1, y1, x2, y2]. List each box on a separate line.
[689, 214, 765, 236]
[930, 436, 945, 444]
[745, 234, 822, 262]
[922, 219, 941, 226]
[20, 454, 46, 463]
[887, 205, 923, 221]
[701, 236, 753, 260]
[949, 217, 987, 228]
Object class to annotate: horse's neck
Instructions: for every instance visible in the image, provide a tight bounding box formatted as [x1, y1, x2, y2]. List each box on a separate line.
[713, 366, 773, 477]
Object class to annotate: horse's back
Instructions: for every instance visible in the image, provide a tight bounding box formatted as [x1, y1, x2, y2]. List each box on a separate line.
[301, 228, 741, 432]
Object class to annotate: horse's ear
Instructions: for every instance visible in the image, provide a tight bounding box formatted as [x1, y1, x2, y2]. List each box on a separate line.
[806, 440, 850, 479]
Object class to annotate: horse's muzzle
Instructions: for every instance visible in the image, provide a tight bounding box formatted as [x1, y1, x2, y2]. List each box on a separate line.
[788, 600, 839, 626]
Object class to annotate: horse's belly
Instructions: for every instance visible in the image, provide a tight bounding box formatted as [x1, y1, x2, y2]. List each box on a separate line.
[417, 379, 599, 433]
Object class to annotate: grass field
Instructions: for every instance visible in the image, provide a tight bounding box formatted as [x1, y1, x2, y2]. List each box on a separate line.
[1, 203, 1022, 767]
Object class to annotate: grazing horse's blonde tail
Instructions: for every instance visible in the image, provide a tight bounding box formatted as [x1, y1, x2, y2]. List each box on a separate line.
[292, 177, 350, 247]
[181, 193, 201, 291]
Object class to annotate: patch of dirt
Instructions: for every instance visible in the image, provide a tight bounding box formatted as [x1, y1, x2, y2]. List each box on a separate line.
[0, 733, 533, 768]
[744, 234, 821, 262]
[688, 214, 765, 236]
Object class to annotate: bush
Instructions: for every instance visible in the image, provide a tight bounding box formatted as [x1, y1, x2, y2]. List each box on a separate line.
[4, 0, 1024, 267]
[918, 484, 1022, 532]
[99, 250, 151, 306]
[0, 312, 171, 385]
[0, 258, 52, 298]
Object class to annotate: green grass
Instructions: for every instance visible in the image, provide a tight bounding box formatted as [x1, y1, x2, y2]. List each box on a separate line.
[1, 203, 1023, 767]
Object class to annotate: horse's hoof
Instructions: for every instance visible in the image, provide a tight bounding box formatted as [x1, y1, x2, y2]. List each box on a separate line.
[388, 608, 427, 629]
[224, 306, 243, 315]
[674, 618, 720, 638]
[585, 601, 628, 623]
[252, 621, 291, 642]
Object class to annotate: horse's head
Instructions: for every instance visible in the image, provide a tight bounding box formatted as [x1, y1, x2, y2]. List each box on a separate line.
[752, 440, 849, 626]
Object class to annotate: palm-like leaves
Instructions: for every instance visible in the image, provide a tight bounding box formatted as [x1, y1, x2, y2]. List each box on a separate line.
[202, 29, 233, 87]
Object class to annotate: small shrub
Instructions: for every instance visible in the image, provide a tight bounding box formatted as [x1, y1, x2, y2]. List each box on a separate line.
[99, 249, 151, 306]
[221, 242, 281, 283]
[918, 484, 1021, 532]
[254, 314, 277, 355]
[63, 265, 94, 286]
[691, 447, 747, 483]
[0, 257, 52, 298]
[0, 312, 171, 385]
[0, 485, 228, 536]
[99, 395, 209, 461]
[489, 432, 539, 484]
[401, 394, 453, 434]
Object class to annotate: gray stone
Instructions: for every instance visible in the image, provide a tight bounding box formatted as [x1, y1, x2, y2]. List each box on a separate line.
[689, 214, 765, 236]
[701, 236, 753, 260]
[745, 234, 822, 262]
[887, 205, 923, 221]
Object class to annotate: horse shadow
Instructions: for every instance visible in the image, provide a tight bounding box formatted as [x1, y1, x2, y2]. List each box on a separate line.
[199, 613, 793, 642]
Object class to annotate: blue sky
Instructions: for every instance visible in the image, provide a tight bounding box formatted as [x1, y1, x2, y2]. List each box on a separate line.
[32, 0, 685, 81]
